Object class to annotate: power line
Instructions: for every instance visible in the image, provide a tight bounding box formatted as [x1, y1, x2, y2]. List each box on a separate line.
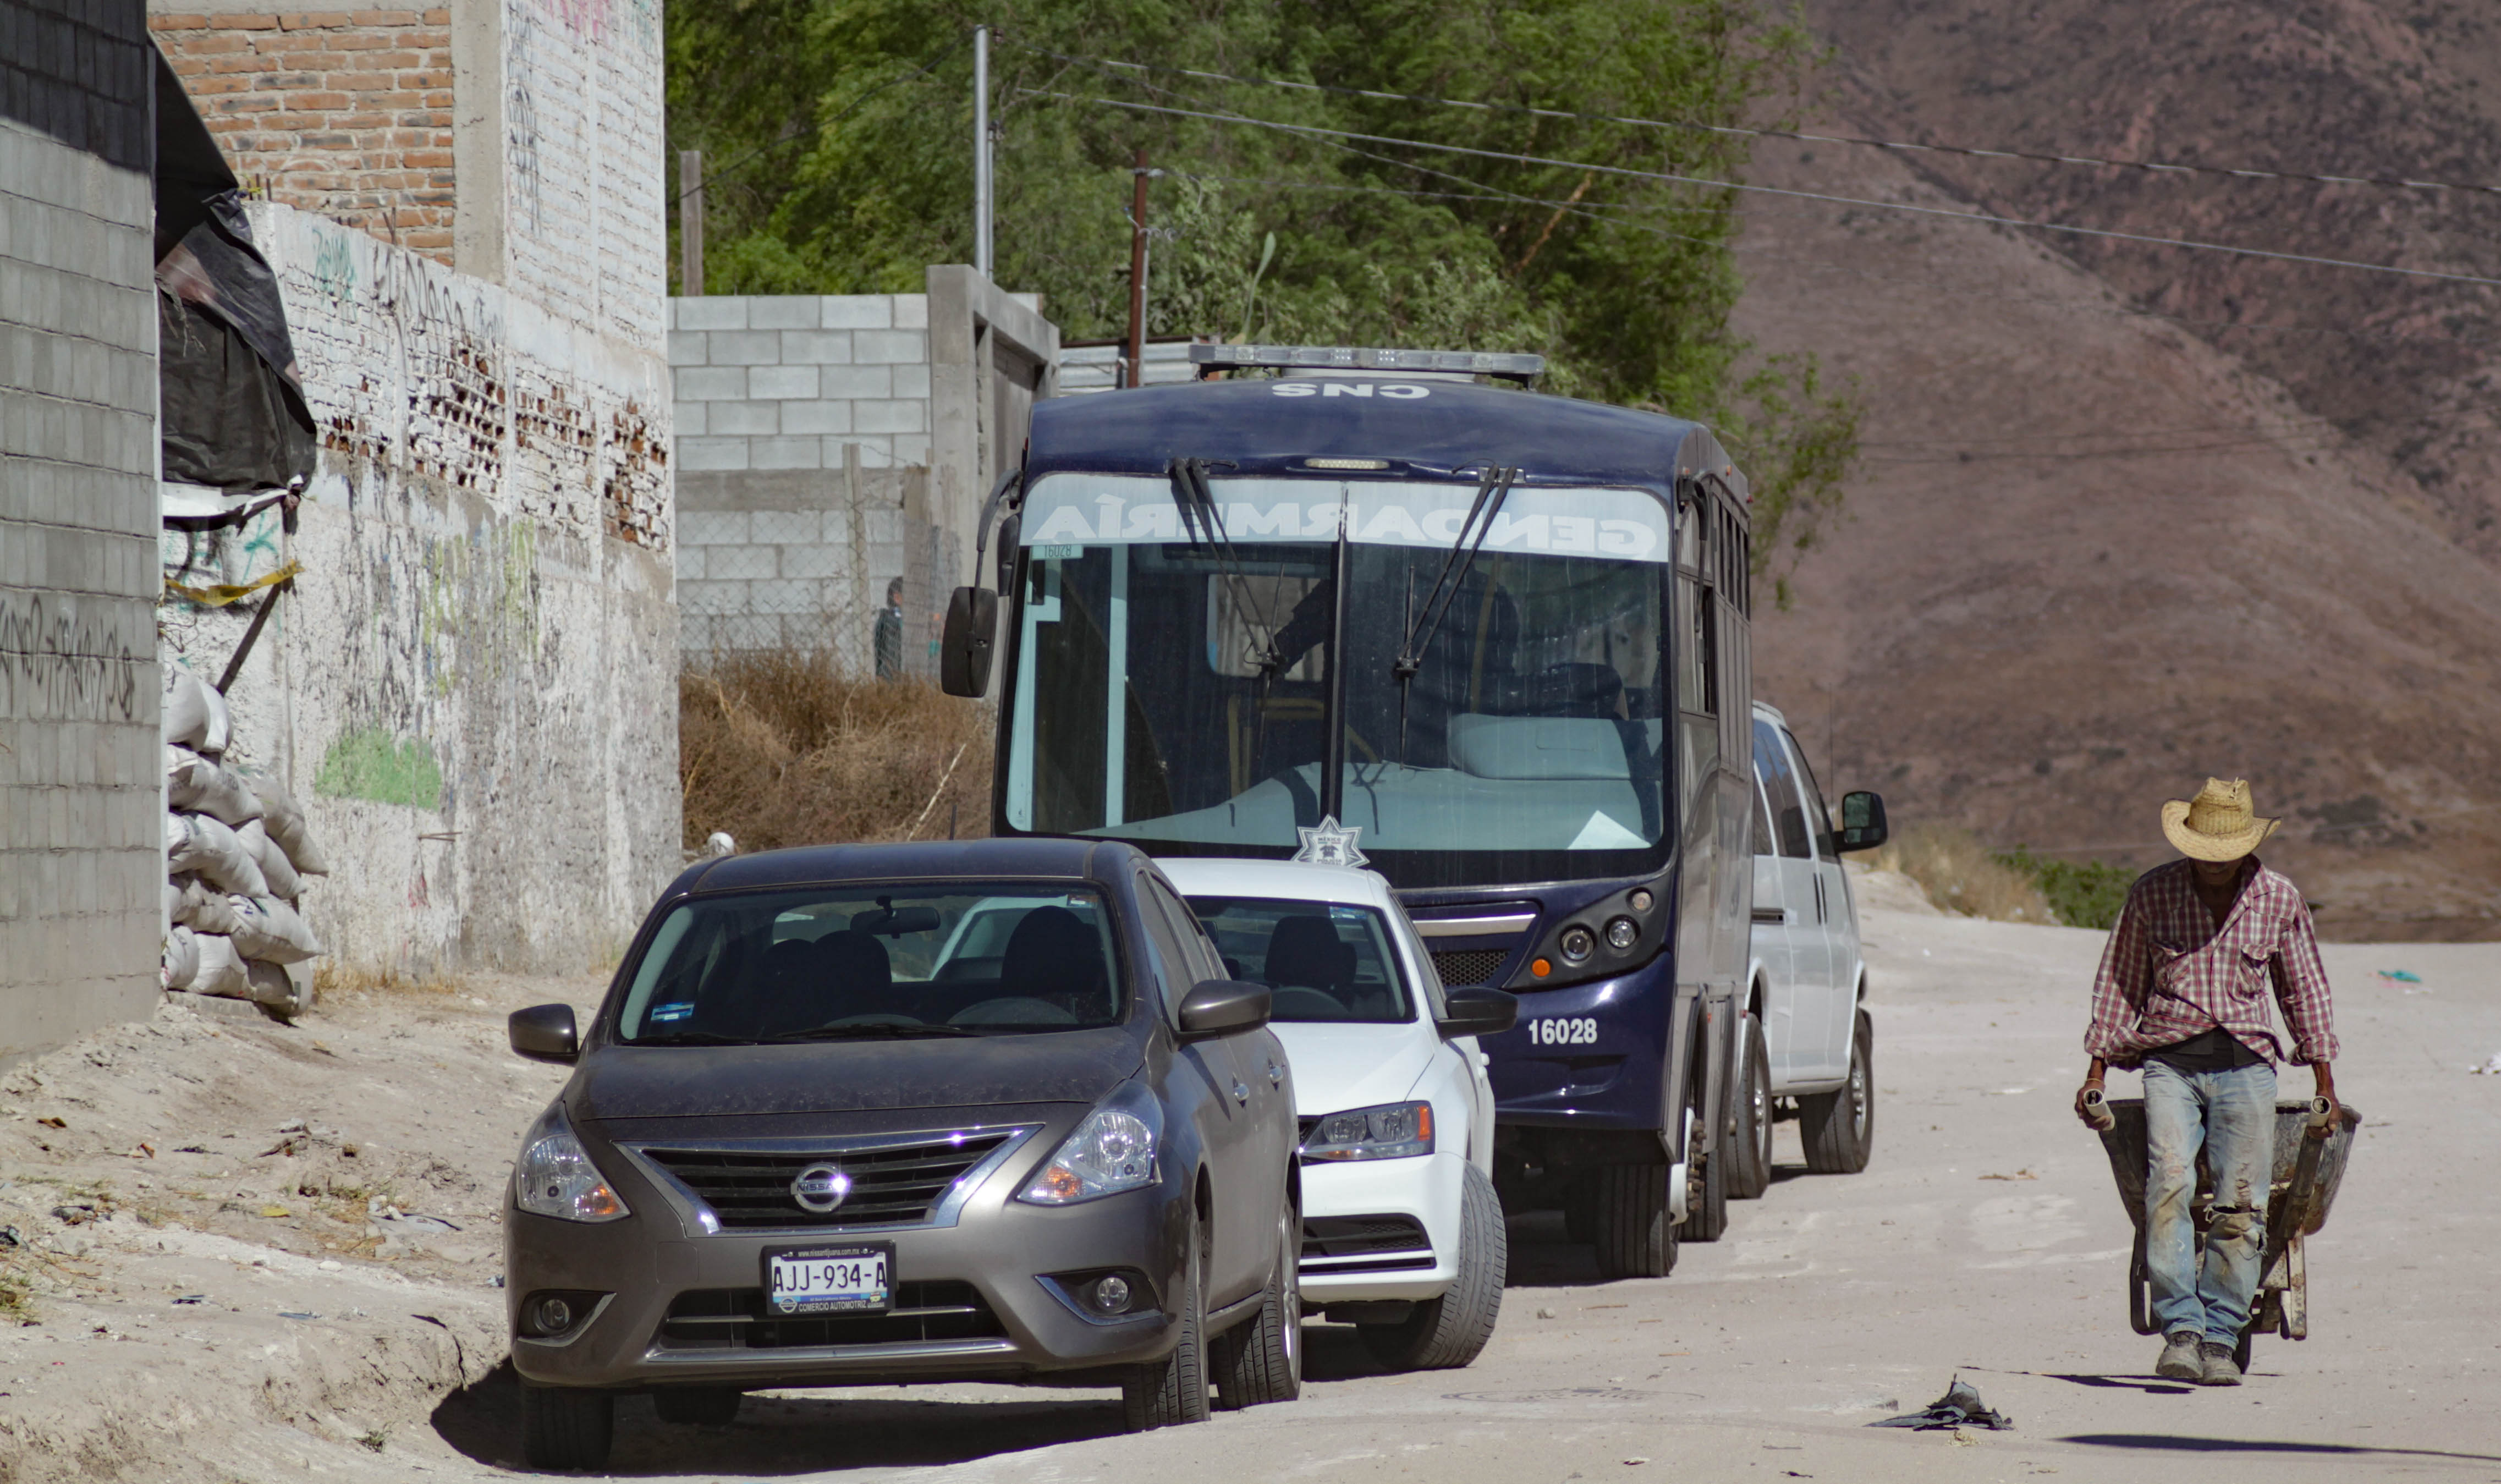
[1009, 44, 2501, 200]
[1021, 89, 2501, 292]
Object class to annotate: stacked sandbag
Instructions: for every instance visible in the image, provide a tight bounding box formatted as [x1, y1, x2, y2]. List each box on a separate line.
[159, 660, 329, 1020]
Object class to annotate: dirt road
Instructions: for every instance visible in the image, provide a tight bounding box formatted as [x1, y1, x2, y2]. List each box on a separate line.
[4, 881, 2495, 1481]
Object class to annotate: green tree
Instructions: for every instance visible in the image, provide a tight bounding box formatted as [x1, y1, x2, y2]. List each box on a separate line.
[667, 0, 1857, 565]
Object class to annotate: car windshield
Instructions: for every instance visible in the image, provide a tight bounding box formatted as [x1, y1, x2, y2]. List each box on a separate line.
[614, 886, 1122, 1042]
[1001, 472, 1671, 876]
[1183, 897, 1413, 1024]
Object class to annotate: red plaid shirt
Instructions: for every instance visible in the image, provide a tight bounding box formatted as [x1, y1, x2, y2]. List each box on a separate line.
[2084, 859, 2339, 1068]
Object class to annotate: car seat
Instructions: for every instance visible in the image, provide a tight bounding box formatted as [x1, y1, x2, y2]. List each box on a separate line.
[991, 905, 1111, 1022]
[1263, 915, 1356, 1018]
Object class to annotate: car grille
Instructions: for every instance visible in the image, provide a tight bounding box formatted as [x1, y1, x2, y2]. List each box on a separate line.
[1301, 1213, 1434, 1273]
[1431, 948, 1510, 986]
[656, 1282, 1004, 1351]
[639, 1131, 1015, 1230]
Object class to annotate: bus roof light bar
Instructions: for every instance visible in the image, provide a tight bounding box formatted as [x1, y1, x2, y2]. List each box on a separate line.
[1189, 343, 1545, 385]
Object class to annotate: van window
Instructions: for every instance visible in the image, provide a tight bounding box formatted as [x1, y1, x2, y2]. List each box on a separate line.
[1752, 717, 1813, 859]
[1786, 728, 1838, 857]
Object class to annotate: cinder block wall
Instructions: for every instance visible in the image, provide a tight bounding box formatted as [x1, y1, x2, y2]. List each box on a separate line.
[671, 295, 934, 472]
[671, 295, 941, 667]
[0, 2, 166, 1062]
[150, 7, 456, 262]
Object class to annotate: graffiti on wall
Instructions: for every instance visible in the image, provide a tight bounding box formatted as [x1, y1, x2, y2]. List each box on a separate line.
[0, 593, 144, 722]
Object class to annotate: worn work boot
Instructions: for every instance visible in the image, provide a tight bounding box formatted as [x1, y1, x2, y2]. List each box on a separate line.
[2156, 1332, 2204, 1380]
[2198, 1341, 2244, 1386]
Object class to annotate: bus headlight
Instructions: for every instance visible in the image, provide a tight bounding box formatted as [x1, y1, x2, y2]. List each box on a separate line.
[1559, 925, 1597, 963]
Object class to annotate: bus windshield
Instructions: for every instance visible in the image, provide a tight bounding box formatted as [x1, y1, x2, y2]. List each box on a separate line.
[1001, 472, 1677, 879]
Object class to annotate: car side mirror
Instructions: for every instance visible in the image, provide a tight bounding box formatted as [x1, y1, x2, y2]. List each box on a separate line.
[939, 586, 997, 697]
[1177, 980, 1272, 1041]
[1435, 986, 1518, 1040]
[509, 1003, 580, 1064]
[1837, 790, 1889, 853]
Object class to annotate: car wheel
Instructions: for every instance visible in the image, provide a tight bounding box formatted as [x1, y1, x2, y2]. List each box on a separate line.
[1801, 1009, 1875, 1174]
[651, 1386, 741, 1426]
[520, 1384, 614, 1472]
[1591, 1163, 1675, 1279]
[1122, 1220, 1211, 1430]
[1360, 1162, 1507, 1370]
[1729, 1013, 1773, 1200]
[1214, 1200, 1303, 1407]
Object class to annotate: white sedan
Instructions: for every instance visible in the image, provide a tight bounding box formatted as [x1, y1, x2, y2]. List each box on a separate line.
[1159, 858, 1517, 1370]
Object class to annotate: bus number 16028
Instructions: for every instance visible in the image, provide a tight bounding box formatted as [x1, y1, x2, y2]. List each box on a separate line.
[1528, 1017, 1598, 1046]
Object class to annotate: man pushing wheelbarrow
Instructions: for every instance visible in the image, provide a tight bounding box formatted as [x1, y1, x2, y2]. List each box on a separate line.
[2071, 778, 2342, 1387]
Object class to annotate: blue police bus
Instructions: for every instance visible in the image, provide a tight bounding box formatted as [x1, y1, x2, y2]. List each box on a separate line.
[943, 344, 1767, 1277]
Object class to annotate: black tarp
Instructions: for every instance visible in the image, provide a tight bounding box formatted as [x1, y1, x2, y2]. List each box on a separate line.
[153, 45, 315, 493]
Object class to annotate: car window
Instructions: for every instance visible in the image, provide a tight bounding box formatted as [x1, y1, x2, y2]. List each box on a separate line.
[1752, 717, 1813, 860]
[614, 885, 1120, 1042]
[1146, 877, 1226, 985]
[1183, 896, 1415, 1024]
[1785, 726, 1838, 858]
[1133, 877, 1200, 1020]
[1394, 910, 1449, 1020]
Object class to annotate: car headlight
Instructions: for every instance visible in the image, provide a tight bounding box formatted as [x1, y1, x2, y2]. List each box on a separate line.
[1300, 1100, 1434, 1162]
[512, 1104, 629, 1223]
[1020, 1087, 1161, 1205]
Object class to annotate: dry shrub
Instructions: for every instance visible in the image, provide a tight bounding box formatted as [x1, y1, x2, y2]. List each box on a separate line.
[680, 648, 994, 853]
[1868, 823, 2056, 925]
[313, 961, 466, 1003]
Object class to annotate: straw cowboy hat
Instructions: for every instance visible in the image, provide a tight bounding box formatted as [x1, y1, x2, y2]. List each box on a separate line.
[2161, 777, 2280, 861]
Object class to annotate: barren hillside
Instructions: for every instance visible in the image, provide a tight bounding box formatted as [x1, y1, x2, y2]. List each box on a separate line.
[1729, 43, 2501, 937]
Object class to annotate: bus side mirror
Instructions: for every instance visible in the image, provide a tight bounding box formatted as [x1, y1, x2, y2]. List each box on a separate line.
[940, 586, 997, 697]
[1837, 790, 1888, 853]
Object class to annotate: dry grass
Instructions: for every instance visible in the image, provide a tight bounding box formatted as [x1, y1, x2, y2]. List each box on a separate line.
[311, 963, 466, 1003]
[1868, 823, 2058, 925]
[679, 648, 994, 854]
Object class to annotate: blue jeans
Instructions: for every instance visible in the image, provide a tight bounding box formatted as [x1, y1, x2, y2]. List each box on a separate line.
[2143, 1059, 2275, 1345]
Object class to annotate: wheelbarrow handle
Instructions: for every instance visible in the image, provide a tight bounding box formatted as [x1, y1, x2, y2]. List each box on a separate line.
[2304, 1094, 2334, 1138]
[2081, 1085, 2116, 1132]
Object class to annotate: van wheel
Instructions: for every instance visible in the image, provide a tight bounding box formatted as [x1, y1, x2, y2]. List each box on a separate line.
[520, 1384, 614, 1472]
[1214, 1200, 1302, 1407]
[1360, 1163, 1506, 1369]
[1591, 1164, 1676, 1279]
[652, 1386, 741, 1426]
[1729, 1013, 1773, 1200]
[1801, 1009, 1875, 1174]
[1123, 1222, 1210, 1430]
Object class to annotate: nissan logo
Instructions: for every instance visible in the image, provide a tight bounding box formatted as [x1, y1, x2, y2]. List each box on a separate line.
[790, 1163, 853, 1213]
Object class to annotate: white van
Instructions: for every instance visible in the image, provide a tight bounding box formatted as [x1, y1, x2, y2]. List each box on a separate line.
[1731, 702, 1889, 1198]
[1158, 858, 1517, 1370]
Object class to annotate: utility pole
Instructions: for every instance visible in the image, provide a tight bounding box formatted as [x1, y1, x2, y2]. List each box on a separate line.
[1126, 150, 1151, 388]
[972, 26, 992, 278]
[678, 149, 705, 296]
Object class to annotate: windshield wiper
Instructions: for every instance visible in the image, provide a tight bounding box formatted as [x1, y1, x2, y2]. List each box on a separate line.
[766, 1023, 981, 1042]
[1392, 464, 1521, 759]
[629, 1030, 751, 1046]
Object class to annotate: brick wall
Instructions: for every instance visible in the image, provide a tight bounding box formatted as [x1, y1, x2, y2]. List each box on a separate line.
[151, 8, 456, 262]
[670, 295, 936, 474]
[0, 0, 167, 1063]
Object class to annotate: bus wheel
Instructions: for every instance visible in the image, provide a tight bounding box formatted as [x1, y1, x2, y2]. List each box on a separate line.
[1676, 1067, 1728, 1243]
[1801, 1009, 1875, 1174]
[1591, 1165, 1676, 1279]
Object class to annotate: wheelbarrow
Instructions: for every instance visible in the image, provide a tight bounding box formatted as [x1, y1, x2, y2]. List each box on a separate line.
[2083, 1092, 2362, 1372]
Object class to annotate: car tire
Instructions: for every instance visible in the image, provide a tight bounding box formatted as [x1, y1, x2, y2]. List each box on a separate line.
[1729, 1014, 1773, 1201]
[520, 1384, 614, 1472]
[1214, 1200, 1302, 1408]
[1801, 1008, 1875, 1174]
[1591, 1163, 1675, 1279]
[1122, 1222, 1211, 1430]
[1360, 1163, 1507, 1370]
[651, 1386, 741, 1426]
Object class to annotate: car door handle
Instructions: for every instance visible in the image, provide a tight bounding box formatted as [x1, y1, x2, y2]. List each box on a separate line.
[1232, 1080, 1251, 1106]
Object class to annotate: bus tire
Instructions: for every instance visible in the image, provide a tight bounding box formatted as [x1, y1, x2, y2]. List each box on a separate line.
[1676, 1059, 1728, 1243]
[1801, 1009, 1875, 1174]
[1729, 1013, 1773, 1200]
[1591, 1164, 1676, 1279]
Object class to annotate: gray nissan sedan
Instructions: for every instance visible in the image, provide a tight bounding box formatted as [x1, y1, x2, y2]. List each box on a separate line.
[502, 839, 1301, 1471]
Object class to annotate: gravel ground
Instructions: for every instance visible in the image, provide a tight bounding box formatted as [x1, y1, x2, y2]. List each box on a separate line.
[3, 875, 2495, 1482]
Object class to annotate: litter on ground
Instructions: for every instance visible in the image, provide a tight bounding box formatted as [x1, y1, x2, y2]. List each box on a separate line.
[1870, 1377, 2014, 1432]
